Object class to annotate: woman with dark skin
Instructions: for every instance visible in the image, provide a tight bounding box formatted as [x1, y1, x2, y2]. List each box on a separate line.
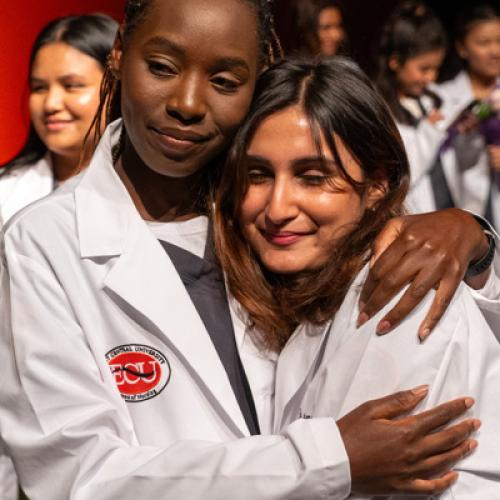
[0, 0, 493, 497]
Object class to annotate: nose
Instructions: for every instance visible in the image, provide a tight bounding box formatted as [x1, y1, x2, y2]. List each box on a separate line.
[166, 73, 208, 125]
[265, 178, 300, 227]
[44, 85, 64, 114]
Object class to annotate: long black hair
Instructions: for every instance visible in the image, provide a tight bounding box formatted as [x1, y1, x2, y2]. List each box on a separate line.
[215, 57, 410, 350]
[0, 14, 118, 176]
[289, 0, 348, 56]
[376, 1, 447, 126]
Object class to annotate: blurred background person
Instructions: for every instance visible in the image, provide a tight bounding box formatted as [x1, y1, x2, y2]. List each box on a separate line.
[0, 13, 117, 500]
[436, 3, 500, 227]
[375, 0, 449, 214]
[0, 13, 118, 228]
[289, 0, 348, 57]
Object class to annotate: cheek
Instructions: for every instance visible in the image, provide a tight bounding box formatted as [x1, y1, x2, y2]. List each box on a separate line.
[68, 88, 101, 119]
[211, 86, 255, 137]
[240, 186, 265, 225]
[29, 95, 43, 122]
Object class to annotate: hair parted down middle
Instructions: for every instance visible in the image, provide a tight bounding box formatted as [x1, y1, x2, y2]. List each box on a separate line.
[214, 57, 410, 353]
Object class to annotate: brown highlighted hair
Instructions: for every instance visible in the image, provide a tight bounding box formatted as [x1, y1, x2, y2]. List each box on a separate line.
[214, 57, 410, 352]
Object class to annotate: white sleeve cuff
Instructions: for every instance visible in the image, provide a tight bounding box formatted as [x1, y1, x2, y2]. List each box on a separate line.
[284, 418, 351, 499]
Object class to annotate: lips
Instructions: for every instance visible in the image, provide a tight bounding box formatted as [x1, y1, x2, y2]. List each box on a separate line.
[44, 119, 75, 132]
[262, 230, 311, 246]
[150, 126, 213, 158]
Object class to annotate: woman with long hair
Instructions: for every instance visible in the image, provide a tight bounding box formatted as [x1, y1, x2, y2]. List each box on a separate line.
[215, 56, 500, 496]
[0, 0, 497, 497]
[290, 0, 348, 57]
[0, 14, 118, 227]
[375, 1, 449, 214]
[436, 3, 500, 227]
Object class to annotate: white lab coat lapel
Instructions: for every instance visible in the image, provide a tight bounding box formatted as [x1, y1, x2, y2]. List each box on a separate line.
[74, 121, 250, 437]
[274, 271, 367, 430]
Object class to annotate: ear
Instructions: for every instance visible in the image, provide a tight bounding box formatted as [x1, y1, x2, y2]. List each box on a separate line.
[455, 40, 467, 60]
[109, 29, 124, 79]
[388, 55, 400, 72]
[365, 180, 388, 210]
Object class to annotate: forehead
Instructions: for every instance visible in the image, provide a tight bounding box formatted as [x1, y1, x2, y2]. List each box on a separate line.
[248, 107, 317, 155]
[318, 7, 342, 25]
[466, 19, 500, 38]
[31, 42, 101, 77]
[132, 0, 260, 60]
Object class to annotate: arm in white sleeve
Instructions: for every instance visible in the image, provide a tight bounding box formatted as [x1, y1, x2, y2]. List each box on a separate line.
[0, 240, 350, 500]
[398, 120, 446, 187]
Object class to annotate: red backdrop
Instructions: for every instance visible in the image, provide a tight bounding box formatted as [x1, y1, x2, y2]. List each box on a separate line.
[0, 0, 124, 164]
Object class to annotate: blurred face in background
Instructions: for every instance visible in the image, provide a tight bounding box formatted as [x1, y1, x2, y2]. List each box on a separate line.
[317, 7, 345, 56]
[29, 42, 104, 162]
[390, 49, 445, 98]
[458, 19, 500, 81]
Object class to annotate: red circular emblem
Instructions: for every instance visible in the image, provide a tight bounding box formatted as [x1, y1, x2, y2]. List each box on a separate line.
[106, 344, 171, 402]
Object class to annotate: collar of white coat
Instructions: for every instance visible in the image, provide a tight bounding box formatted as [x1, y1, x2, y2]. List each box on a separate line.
[75, 120, 136, 258]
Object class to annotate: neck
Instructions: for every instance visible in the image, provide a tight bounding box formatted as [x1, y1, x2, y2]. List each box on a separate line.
[115, 138, 205, 222]
[468, 71, 497, 100]
[50, 152, 81, 182]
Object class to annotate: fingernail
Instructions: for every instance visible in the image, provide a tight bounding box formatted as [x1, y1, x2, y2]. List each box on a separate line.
[357, 312, 369, 328]
[376, 320, 391, 335]
[418, 328, 430, 342]
[464, 397, 475, 409]
[411, 384, 429, 397]
[469, 440, 478, 451]
[472, 419, 481, 430]
[358, 301, 365, 313]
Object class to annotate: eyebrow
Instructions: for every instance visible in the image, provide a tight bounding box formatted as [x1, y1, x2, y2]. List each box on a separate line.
[246, 154, 336, 169]
[144, 35, 250, 72]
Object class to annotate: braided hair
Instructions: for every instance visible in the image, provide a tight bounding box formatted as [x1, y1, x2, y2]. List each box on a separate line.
[89, 0, 283, 154]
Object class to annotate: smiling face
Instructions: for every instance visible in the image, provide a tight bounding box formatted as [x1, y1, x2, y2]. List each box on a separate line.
[391, 48, 445, 98]
[29, 42, 104, 159]
[115, 0, 260, 178]
[458, 19, 500, 80]
[317, 7, 344, 56]
[240, 105, 378, 275]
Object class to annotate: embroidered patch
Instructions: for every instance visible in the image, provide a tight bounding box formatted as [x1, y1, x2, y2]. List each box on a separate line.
[106, 344, 171, 402]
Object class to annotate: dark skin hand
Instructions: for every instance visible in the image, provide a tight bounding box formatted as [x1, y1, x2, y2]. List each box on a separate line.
[357, 209, 491, 341]
[337, 386, 479, 495]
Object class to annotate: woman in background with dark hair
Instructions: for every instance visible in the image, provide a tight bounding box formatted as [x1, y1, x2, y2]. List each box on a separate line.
[436, 3, 500, 227]
[0, 13, 118, 228]
[375, 0, 449, 214]
[290, 0, 347, 57]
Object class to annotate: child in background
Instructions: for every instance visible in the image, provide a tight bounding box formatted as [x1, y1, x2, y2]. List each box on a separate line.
[375, 0, 449, 214]
[437, 4, 500, 227]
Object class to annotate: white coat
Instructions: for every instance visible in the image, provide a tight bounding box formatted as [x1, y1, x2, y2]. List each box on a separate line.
[436, 71, 500, 224]
[0, 122, 350, 500]
[275, 266, 500, 499]
[0, 155, 53, 500]
[0, 155, 53, 229]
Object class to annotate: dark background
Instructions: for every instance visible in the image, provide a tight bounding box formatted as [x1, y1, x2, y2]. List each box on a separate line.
[274, 0, 485, 77]
[0, 0, 490, 162]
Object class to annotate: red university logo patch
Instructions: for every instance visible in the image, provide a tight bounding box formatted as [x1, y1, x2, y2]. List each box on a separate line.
[106, 344, 171, 402]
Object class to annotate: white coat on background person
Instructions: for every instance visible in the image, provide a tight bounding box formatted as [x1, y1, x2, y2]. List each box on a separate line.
[397, 94, 448, 214]
[0, 121, 351, 500]
[0, 156, 53, 229]
[275, 265, 500, 499]
[435, 71, 500, 225]
[0, 155, 54, 500]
